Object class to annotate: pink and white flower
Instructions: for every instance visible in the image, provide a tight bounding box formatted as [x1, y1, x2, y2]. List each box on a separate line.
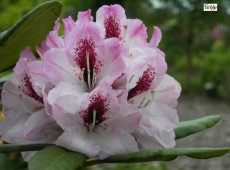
[0, 4, 181, 161]
[0, 48, 61, 144]
[43, 21, 127, 91]
[96, 4, 148, 47]
[50, 83, 141, 159]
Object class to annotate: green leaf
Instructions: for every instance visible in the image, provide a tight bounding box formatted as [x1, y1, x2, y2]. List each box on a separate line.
[0, 152, 26, 170]
[175, 115, 221, 139]
[28, 145, 87, 170]
[86, 147, 229, 166]
[0, 1, 62, 72]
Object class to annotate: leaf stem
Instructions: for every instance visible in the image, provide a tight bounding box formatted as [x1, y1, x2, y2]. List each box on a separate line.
[84, 147, 230, 167]
[0, 143, 50, 153]
[85, 158, 102, 167]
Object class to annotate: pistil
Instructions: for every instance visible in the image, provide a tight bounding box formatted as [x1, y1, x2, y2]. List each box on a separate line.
[88, 110, 97, 132]
[86, 52, 92, 90]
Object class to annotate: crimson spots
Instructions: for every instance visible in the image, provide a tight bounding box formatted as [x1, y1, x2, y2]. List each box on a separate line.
[74, 37, 101, 90]
[104, 15, 121, 38]
[74, 37, 97, 71]
[23, 73, 43, 104]
[128, 65, 156, 99]
[80, 92, 109, 127]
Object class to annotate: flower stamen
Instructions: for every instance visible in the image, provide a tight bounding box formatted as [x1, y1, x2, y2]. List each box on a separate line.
[88, 110, 97, 132]
[86, 52, 92, 90]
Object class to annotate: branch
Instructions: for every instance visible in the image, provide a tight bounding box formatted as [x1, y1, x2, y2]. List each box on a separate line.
[0, 143, 50, 153]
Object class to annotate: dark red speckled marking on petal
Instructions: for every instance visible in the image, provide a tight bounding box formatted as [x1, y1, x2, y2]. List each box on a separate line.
[74, 37, 97, 71]
[80, 92, 109, 126]
[128, 65, 156, 99]
[23, 73, 44, 104]
[104, 15, 121, 38]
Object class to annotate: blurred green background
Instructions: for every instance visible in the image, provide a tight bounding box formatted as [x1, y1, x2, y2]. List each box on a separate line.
[0, 0, 230, 169]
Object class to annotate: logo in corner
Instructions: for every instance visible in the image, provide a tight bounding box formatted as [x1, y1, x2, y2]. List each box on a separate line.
[203, 4, 218, 11]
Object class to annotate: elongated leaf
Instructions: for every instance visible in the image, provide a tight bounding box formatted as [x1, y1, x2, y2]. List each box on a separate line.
[28, 145, 87, 170]
[175, 115, 221, 139]
[0, 1, 62, 72]
[85, 147, 229, 166]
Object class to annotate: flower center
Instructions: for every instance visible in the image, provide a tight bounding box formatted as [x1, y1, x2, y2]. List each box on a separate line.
[104, 15, 121, 39]
[128, 65, 156, 100]
[22, 73, 44, 104]
[80, 92, 109, 132]
[74, 37, 99, 91]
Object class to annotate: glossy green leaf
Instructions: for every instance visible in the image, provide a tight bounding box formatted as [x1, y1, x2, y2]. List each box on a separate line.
[175, 115, 221, 139]
[86, 147, 229, 166]
[0, 1, 62, 72]
[28, 145, 87, 170]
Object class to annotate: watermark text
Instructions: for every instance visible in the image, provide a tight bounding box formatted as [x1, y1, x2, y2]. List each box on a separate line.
[203, 4, 218, 11]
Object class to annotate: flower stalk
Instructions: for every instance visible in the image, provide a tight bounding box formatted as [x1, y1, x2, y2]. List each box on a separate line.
[0, 143, 50, 153]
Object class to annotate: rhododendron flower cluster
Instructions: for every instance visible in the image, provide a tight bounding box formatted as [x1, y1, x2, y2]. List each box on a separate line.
[0, 4, 181, 160]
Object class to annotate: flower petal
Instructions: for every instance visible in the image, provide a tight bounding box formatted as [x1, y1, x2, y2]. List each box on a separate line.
[153, 74, 181, 108]
[43, 48, 77, 85]
[78, 83, 120, 126]
[48, 82, 84, 106]
[65, 22, 102, 66]
[52, 96, 84, 130]
[77, 10, 93, 23]
[125, 47, 167, 101]
[149, 26, 162, 48]
[134, 102, 179, 149]
[122, 19, 147, 47]
[134, 129, 176, 150]
[94, 130, 139, 159]
[96, 4, 126, 38]
[0, 110, 28, 143]
[20, 47, 36, 61]
[108, 90, 141, 133]
[142, 103, 179, 132]
[96, 38, 126, 85]
[56, 127, 100, 158]
[1, 80, 43, 114]
[23, 109, 61, 142]
[62, 16, 76, 38]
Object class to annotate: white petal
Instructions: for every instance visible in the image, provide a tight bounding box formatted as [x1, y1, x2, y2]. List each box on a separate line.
[141, 103, 179, 133]
[153, 74, 181, 108]
[134, 129, 176, 150]
[0, 110, 28, 143]
[56, 127, 100, 158]
[108, 95, 141, 133]
[23, 109, 60, 142]
[43, 48, 77, 85]
[48, 82, 84, 106]
[94, 130, 139, 159]
[52, 96, 84, 130]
